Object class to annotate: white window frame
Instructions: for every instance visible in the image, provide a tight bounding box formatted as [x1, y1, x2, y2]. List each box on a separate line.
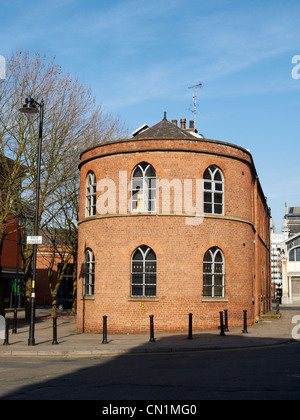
[131, 162, 156, 213]
[203, 247, 225, 298]
[83, 248, 95, 296]
[131, 246, 157, 297]
[85, 171, 96, 217]
[203, 166, 224, 216]
[289, 247, 300, 262]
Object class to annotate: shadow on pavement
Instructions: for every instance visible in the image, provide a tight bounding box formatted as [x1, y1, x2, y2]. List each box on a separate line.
[0, 308, 299, 401]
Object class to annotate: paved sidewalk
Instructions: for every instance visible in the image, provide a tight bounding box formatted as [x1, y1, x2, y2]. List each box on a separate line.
[0, 306, 299, 357]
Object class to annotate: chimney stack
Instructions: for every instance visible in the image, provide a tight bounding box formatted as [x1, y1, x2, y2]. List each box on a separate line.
[172, 119, 177, 126]
[180, 118, 186, 129]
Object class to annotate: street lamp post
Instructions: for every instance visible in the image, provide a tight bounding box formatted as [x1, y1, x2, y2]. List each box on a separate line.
[19, 97, 44, 346]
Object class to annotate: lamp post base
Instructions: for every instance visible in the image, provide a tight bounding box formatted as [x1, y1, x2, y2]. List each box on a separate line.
[28, 297, 36, 346]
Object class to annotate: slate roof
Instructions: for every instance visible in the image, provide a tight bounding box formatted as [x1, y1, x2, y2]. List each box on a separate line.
[132, 115, 196, 140]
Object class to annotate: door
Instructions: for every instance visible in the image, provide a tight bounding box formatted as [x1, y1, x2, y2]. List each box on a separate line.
[292, 277, 300, 302]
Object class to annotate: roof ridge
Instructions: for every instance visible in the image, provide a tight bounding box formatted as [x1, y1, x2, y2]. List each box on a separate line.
[132, 117, 196, 140]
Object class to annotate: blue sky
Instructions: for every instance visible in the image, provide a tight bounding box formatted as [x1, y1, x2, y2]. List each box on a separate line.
[1, 0, 300, 232]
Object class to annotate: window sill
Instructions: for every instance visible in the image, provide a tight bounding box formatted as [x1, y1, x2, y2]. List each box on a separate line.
[128, 297, 159, 302]
[201, 298, 228, 303]
[80, 296, 95, 300]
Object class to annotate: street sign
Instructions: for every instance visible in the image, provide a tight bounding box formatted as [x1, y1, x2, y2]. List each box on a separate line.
[26, 236, 43, 245]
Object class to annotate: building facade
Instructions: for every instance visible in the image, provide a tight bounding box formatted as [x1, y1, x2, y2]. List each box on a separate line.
[282, 206, 300, 236]
[270, 223, 286, 301]
[0, 156, 27, 309]
[35, 229, 75, 309]
[1, 215, 24, 308]
[77, 115, 271, 333]
[279, 207, 300, 304]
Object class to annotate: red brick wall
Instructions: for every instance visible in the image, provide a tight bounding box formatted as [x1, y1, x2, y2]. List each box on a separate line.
[1, 215, 22, 270]
[35, 249, 74, 306]
[77, 137, 271, 333]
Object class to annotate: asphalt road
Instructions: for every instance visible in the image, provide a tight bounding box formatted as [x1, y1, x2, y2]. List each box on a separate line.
[0, 341, 299, 402]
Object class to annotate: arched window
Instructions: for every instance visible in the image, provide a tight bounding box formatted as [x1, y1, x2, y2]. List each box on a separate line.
[131, 162, 156, 213]
[203, 247, 225, 298]
[83, 248, 95, 296]
[86, 171, 96, 217]
[203, 165, 224, 215]
[289, 247, 300, 261]
[131, 245, 157, 297]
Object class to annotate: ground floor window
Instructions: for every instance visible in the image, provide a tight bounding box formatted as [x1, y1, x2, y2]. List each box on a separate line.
[131, 245, 157, 297]
[83, 248, 95, 296]
[203, 247, 225, 298]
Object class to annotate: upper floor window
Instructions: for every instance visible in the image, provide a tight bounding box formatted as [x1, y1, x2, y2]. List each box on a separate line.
[203, 165, 224, 215]
[131, 162, 156, 213]
[289, 247, 300, 262]
[83, 248, 95, 296]
[203, 247, 225, 298]
[131, 245, 157, 297]
[86, 171, 96, 217]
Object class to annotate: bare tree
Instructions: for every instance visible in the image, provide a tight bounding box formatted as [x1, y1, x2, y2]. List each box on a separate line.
[42, 176, 79, 317]
[0, 50, 128, 316]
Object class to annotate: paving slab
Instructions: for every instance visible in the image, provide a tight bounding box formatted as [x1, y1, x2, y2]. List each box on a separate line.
[0, 305, 299, 357]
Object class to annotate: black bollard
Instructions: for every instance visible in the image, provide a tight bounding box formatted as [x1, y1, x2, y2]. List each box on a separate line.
[52, 317, 59, 345]
[187, 313, 193, 340]
[102, 315, 108, 344]
[224, 309, 229, 332]
[219, 311, 226, 336]
[276, 299, 280, 315]
[242, 310, 248, 333]
[3, 318, 9, 345]
[12, 308, 17, 334]
[149, 315, 155, 342]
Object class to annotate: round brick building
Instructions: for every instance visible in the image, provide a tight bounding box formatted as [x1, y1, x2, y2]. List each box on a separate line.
[77, 115, 271, 334]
